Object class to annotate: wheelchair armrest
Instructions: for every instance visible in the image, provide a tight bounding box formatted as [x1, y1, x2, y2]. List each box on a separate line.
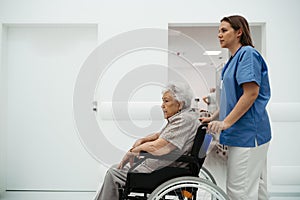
[129, 151, 182, 172]
[137, 151, 199, 165]
[128, 156, 147, 172]
[138, 151, 182, 161]
[129, 149, 202, 173]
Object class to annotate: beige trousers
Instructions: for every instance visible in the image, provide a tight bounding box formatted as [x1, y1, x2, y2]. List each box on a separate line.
[93, 163, 152, 200]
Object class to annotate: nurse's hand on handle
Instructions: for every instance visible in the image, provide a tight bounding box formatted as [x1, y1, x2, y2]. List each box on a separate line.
[207, 120, 230, 134]
[207, 121, 224, 134]
[200, 109, 230, 134]
[199, 117, 212, 124]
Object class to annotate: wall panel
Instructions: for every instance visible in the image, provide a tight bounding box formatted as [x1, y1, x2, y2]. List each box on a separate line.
[3, 24, 103, 190]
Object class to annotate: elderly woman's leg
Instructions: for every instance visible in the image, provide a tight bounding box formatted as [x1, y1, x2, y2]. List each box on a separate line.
[94, 164, 129, 200]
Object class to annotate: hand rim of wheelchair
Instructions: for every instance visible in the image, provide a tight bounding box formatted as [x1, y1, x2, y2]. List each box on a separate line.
[148, 176, 229, 200]
[199, 166, 217, 185]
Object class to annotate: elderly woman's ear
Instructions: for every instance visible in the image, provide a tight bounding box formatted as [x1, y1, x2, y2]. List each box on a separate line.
[179, 102, 184, 111]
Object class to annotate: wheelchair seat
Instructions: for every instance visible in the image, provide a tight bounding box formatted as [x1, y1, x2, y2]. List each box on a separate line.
[119, 124, 209, 199]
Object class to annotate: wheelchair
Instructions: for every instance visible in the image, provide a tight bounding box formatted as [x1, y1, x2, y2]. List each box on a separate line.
[199, 166, 216, 185]
[118, 124, 229, 200]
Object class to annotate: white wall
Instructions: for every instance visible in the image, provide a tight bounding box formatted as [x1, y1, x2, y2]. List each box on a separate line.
[0, 22, 7, 194]
[0, 0, 300, 197]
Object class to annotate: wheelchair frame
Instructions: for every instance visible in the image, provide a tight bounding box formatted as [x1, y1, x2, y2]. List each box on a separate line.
[118, 124, 229, 200]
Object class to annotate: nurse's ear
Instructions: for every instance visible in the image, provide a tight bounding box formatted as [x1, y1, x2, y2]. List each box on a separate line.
[236, 28, 243, 38]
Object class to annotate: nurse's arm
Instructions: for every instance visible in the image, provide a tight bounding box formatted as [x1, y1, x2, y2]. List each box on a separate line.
[210, 109, 219, 121]
[223, 82, 259, 129]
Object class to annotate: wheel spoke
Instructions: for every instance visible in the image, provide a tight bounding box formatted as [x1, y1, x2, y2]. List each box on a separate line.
[148, 177, 229, 200]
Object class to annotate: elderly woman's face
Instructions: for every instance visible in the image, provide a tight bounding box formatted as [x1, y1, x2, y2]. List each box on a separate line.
[161, 91, 182, 119]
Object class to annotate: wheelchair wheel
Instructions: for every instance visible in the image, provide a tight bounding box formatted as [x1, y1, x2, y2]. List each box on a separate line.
[148, 176, 229, 200]
[199, 167, 217, 185]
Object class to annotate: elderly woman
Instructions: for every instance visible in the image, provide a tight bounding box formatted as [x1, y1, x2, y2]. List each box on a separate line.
[94, 82, 201, 200]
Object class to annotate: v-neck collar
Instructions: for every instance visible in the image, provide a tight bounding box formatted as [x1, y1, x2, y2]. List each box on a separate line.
[221, 46, 243, 79]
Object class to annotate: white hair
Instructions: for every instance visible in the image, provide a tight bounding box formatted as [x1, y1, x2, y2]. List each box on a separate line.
[162, 82, 193, 109]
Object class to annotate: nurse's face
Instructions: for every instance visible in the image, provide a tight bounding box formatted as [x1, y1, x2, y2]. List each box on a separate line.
[218, 21, 241, 49]
[161, 91, 182, 119]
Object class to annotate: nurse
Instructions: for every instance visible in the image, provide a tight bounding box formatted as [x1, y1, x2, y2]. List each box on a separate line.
[207, 15, 272, 199]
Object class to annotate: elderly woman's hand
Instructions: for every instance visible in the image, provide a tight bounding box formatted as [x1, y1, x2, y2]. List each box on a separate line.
[117, 149, 139, 169]
[132, 138, 143, 148]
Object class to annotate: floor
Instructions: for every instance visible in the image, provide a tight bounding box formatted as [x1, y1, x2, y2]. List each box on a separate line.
[1, 191, 300, 200]
[0, 191, 96, 200]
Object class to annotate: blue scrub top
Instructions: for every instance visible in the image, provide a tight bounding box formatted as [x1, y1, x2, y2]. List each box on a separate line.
[219, 46, 272, 147]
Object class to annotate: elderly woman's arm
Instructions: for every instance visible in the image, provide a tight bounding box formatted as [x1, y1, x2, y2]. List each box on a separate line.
[132, 133, 160, 148]
[117, 133, 162, 169]
[131, 138, 176, 156]
[117, 136, 174, 169]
